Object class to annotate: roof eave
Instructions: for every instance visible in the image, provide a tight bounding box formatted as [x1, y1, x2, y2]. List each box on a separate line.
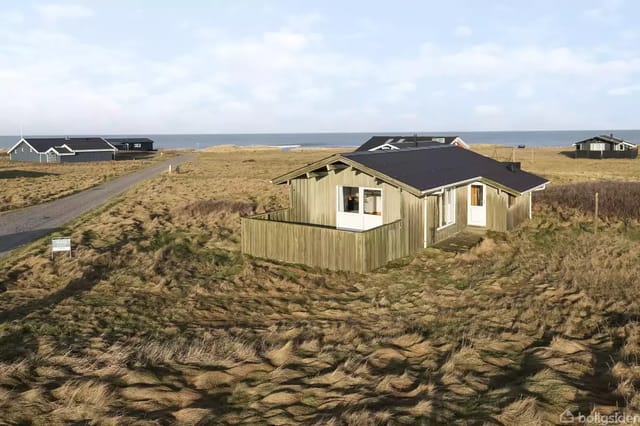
[7, 138, 39, 154]
[270, 154, 424, 196]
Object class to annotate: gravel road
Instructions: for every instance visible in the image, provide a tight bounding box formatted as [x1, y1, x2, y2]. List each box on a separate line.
[0, 154, 194, 257]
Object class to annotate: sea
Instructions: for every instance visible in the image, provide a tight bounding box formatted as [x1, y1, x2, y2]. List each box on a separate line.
[1, 130, 640, 150]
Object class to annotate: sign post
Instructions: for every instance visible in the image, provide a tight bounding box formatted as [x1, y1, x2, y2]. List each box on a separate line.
[51, 237, 72, 259]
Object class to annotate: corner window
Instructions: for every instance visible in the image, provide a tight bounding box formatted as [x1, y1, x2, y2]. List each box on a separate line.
[338, 186, 383, 215]
[340, 186, 359, 213]
[363, 189, 382, 215]
[438, 188, 456, 227]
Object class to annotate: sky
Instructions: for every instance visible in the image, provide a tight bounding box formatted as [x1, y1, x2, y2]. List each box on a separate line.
[0, 0, 639, 134]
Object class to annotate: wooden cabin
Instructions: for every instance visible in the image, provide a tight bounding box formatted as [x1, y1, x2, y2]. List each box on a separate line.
[241, 145, 548, 272]
[573, 135, 638, 159]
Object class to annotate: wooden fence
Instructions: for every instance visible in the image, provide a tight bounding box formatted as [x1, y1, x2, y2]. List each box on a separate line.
[241, 211, 407, 273]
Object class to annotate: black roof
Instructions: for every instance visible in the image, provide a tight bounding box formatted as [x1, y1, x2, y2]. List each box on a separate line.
[21, 137, 115, 153]
[52, 145, 73, 154]
[106, 138, 154, 144]
[342, 145, 548, 193]
[573, 134, 636, 146]
[355, 135, 460, 152]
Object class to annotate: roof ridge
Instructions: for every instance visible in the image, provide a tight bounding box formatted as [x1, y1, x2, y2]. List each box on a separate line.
[344, 145, 455, 156]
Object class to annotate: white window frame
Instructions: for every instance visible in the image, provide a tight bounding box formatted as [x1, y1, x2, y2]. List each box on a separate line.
[437, 187, 456, 229]
[362, 187, 383, 216]
[591, 142, 605, 151]
[336, 185, 383, 231]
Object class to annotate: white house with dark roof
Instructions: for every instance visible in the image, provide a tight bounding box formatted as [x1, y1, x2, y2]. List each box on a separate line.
[8, 137, 118, 163]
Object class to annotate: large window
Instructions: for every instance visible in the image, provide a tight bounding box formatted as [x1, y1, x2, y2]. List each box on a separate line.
[591, 142, 605, 151]
[340, 186, 359, 213]
[338, 186, 382, 215]
[438, 188, 456, 228]
[363, 189, 382, 215]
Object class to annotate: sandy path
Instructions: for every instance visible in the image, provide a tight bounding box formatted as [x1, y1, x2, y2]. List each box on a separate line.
[0, 154, 194, 257]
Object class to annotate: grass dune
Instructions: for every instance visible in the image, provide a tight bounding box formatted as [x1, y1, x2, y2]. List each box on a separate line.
[0, 147, 639, 423]
[0, 151, 170, 211]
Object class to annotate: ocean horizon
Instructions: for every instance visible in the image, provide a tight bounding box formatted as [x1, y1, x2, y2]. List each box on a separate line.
[2, 129, 640, 150]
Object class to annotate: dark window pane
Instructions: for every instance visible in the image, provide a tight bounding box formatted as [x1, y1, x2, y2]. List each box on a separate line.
[342, 186, 359, 213]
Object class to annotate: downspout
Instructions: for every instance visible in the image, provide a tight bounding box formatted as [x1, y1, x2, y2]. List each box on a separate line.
[528, 192, 532, 219]
[423, 196, 428, 248]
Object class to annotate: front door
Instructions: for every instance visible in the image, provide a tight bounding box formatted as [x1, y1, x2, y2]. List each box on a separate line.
[467, 183, 486, 226]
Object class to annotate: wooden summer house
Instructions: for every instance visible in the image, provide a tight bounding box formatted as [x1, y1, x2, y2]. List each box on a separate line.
[242, 144, 548, 273]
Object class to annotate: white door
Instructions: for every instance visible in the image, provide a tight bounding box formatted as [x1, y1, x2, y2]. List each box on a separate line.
[467, 183, 486, 226]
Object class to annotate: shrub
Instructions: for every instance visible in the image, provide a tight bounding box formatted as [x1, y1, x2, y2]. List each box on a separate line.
[534, 181, 640, 220]
[179, 199, 257, 217]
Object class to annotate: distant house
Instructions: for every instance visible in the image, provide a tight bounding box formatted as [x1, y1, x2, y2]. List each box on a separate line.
[356, 135, 470, 151]
[106, 138, 155, 151]
[242, 144, 548, 272]
[573, 134, 638, 159]
[8, 137, 117, 163]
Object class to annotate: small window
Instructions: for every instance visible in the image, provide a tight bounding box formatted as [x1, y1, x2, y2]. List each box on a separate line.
[341, 186, 359, 213]
[134, 143, 142, 148]
[470, 185, 483, 207]
[438, 188, 456, 227]
[508, 194, 516, 207]
[363, 189, 382, 215]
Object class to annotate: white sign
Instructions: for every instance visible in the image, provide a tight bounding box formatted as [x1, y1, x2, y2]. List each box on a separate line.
[51, 237, 71, 258]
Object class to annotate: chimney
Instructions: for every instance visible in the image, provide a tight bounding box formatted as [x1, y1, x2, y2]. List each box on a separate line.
[505, 162, 521, 172]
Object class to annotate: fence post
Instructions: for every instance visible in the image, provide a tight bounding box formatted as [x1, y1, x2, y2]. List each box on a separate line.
[594, 192, 599, 234]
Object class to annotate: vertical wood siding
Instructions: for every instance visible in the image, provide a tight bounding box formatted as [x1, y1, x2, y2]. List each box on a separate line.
[427, 186, 469, 245]
[507, 192, 531, 230]
[288, 167, 402, 227]
[485, 186, 508, 232]
[241, 214, 407, 273]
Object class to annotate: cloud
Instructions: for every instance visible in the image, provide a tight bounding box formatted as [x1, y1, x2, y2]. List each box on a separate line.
[608, 84, 640, 96]
[1, 5, 640, 134]
[475, 104, 502, 115]
[454, 25, 472, 37]
[460, 81, 478, 92]
[516, 83, 535, 99]
[35, 3, 94, 21]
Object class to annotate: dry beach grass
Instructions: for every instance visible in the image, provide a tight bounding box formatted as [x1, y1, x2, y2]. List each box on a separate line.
[0, 151, 170, 211]
[0, 146, 640, 424]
